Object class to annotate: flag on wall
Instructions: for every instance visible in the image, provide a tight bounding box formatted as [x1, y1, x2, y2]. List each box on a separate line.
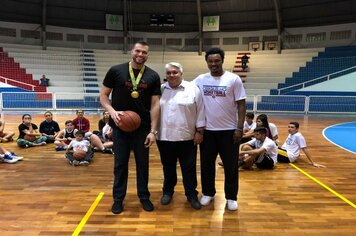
[106, 14, 123, 31]
[203, 16, 220, 32]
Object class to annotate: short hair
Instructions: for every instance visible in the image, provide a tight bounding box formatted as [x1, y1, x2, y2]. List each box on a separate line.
[134, 41, 149, 48]
[165, 62, 183, 73]
[44, 111, 53, 116]
[76, 109, 84, 114]
[65, 120, 73, 125]
[254, 126, 267, 134]
[205, 47, 225, 62]
[75, 130, 85, 137]
[246, 112, 254, 119]
[289, 121, 299, 129]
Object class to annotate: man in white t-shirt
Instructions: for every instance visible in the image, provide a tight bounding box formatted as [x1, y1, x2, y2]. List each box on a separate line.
[277, 122, 326, 168]
[239, 127, 277, 169]
[194, 47, 246, 211]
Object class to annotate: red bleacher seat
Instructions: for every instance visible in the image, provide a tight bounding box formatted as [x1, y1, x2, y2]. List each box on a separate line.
[0, 48, 46, 92]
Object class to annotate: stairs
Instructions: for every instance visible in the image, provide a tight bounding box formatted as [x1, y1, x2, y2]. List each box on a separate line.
[232, 52, 251, 82]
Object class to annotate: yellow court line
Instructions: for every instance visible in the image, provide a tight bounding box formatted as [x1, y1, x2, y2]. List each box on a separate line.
[290, 163, 356, 209]
[72, 192, 105, 236]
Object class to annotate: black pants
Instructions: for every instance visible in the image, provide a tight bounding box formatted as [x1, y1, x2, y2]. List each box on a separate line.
[199, 130, 239, 200]
[112, 128, 150, 201]
[277, 148, 291, 163]
[157, 140, 198, 200]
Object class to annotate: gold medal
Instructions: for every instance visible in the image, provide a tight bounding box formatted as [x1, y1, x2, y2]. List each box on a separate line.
[131, 91, 139, 98]
[129, 62, 145, 99]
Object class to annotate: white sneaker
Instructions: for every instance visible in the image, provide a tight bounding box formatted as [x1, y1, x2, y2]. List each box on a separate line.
[226, 199, 238, 211]
[79, 161, 89, 166]
[200, 195, 214, 206]
[11, 155, 24, 161]
[3, 154, 18, 164]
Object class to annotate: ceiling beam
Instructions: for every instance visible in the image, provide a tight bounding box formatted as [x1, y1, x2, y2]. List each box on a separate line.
[273, 0, 283, 53]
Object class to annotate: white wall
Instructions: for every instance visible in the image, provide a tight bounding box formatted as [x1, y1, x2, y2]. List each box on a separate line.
[299, 72, 356, 92]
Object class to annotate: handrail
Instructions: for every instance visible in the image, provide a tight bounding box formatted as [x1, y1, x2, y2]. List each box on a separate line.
[277, 65, 356, 95]
[0, 75, 36, 91]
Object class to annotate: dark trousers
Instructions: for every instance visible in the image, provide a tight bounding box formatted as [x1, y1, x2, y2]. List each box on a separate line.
[199, 130, 239, 200]
[112, 128, 150, 201]
[157, 140, 198, 200]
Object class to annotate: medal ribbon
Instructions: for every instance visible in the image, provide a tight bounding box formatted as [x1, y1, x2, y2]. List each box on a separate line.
[129, 62, 145, 91]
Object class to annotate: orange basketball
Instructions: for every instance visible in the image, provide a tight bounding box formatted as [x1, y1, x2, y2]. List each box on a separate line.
[118, 111, 141, 132]
[73, 150, 87, 161]
[24, 134, 36, 142]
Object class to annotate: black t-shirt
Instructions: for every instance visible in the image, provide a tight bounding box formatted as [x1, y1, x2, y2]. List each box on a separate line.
[39, 120, 60, 135]
[18, 123, 38, 139]
[98, 119, 106, 132]
[103, 62, 161, 130]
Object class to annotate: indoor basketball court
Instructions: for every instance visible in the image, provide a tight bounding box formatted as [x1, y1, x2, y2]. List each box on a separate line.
[0, 113, 355, 235]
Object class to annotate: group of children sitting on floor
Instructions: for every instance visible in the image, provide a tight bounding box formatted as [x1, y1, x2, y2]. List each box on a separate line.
[0, 110, 113, 165]
[1, 110, 325, 168]
[219, 112, 326, 169]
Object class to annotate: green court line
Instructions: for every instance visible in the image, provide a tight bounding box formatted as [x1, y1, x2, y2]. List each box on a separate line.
[72, 192, 105, 236]
[290, 163, 356, 209]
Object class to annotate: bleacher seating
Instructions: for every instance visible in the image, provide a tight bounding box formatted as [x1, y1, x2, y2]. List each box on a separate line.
[242, 48, 323, 95]
[1, 43, 89, 94]
[0, 47, 45, 92]
[1, 42, 354, 113]
[273, 45, 356, 95]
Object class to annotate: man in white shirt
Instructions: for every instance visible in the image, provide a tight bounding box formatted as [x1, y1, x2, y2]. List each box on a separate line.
[194, 47, 246, 211]
[157, 62, 205, 210]
[239, 127, 278, 169]
[278, 122, 326, 168]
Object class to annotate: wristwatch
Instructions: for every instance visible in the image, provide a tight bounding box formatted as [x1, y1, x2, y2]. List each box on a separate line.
[150, 130, 158, 135]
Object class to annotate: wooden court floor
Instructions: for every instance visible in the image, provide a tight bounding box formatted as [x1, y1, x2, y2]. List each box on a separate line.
[0, 113, 355, 236]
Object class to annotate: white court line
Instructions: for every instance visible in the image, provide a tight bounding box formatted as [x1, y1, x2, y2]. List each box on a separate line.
[322, 122, 356, 155]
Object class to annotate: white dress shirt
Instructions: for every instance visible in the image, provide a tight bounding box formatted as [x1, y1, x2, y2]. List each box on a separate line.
[158, 80, 205, 141]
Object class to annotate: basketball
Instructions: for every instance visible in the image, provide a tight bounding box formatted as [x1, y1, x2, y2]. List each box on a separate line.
[73, 150, 87, 161]
[118, 111, 141, 132]
[24, 134, 36, 142]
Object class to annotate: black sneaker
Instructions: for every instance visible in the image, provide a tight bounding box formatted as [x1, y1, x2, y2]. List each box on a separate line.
[160, 194, 172, 205]
[188, 197, 201, 210]
[238, 160, 246, 168]
[140, 199, 154, 212]
[112, 200, 123, 214]
[102, 148, 113, 154]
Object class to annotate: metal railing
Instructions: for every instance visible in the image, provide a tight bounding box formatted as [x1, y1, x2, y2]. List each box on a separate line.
[0, 92, 355, 114]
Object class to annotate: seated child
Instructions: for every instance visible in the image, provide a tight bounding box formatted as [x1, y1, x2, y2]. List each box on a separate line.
[277, 122, 326, 168]
[54, 120, 78, 151]
[17, 114, 47, 148]
[65, 130, 94, 166]
[239, 127, 278, 170]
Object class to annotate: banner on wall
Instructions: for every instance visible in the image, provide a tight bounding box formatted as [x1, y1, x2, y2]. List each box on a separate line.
[106, 14, 123, 31]
[202, 16, 220, 32]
